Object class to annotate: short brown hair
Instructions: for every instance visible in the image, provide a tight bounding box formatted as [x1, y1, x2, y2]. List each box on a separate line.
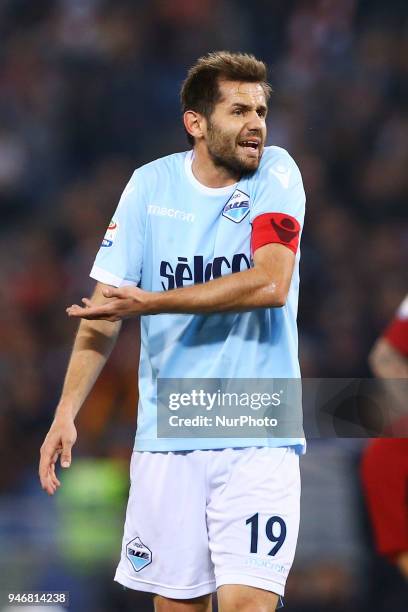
[180, 51, 272, 145]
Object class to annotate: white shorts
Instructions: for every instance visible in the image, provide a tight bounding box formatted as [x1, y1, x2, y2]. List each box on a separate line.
[114, 446, 300, 601]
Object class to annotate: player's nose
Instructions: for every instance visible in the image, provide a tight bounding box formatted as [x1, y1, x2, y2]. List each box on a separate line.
[245, 111, 264, 132]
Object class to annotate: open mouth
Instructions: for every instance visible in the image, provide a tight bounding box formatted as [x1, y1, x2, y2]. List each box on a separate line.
[238, 140, 260, 152]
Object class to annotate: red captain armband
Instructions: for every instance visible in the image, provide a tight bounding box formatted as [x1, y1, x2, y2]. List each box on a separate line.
[251, 212, 301, 255]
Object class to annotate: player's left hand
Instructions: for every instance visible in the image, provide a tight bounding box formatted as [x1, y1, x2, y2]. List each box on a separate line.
[66, 286, 151, 321]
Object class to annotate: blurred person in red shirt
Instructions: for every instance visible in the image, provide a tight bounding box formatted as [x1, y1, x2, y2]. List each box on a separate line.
[361, 295, 408, 580]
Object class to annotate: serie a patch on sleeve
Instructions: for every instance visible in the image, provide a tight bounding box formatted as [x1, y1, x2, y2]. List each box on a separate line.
[101, 219, 119, 247]
[251, 213, 300, 254]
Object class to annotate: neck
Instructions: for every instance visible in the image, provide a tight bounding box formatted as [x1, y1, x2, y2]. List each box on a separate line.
[191, 142, 238, 188]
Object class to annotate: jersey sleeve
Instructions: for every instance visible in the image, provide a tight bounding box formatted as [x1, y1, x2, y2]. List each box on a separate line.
[90, 169, 147, 287]
[383, 295, 408, 356]
[250, 150, 306, 255]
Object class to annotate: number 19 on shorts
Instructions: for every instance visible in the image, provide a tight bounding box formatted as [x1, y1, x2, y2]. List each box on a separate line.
[246, 513, 287, 556]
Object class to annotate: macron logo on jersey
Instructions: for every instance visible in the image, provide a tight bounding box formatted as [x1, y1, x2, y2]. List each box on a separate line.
[222, 189, 250, 223]
[148, 204, 195, 223]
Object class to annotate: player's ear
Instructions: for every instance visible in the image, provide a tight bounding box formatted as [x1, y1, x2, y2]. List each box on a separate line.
[183, 110, 205, 142]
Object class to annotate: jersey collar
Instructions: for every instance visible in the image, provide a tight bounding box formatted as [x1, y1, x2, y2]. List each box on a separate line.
[184, 150, 238, 197]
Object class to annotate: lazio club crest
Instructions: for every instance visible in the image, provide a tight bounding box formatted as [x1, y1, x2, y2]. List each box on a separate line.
[222, 189, 250, 223]
[126, 536, 152, 572]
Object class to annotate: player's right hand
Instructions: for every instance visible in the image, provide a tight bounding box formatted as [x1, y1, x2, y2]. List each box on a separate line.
[39, 416, 77, 495]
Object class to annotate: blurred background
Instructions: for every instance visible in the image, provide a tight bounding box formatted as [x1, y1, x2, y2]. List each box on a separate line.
[0, 0, 407, 610]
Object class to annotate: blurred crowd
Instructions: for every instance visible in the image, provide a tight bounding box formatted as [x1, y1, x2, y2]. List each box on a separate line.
[0, 0, 407, 611]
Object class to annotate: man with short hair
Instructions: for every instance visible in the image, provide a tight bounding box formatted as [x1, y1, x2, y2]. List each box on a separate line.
[39, 52, 306, 612]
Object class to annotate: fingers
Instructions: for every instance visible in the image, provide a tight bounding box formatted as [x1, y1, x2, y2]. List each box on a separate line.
[66, 302, 108, 318]
[60, 440, 73, 468]
[65, 297, 98, 317]
[39, 447, 62, 496]
[48, 452, 61, 493]
[102, 287, 125, 299]
[66, 287, 142, 320]
[66, 304, 102, 318]
[66, 302, 94, 315]
[66, 304, 84, 316]
[40, 435, 75, 495]
[66, 303, 121, 321]
[50, 456, 61, 487]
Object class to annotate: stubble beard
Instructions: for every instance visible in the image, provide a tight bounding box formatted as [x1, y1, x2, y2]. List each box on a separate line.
[206, 120, 260, 180]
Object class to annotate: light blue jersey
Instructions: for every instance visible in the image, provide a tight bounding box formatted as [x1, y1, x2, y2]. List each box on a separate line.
[90, 146, 306, 453]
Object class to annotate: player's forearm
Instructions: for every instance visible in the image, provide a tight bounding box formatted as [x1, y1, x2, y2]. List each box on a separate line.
[369, 339, 408, 378]
[149, 267, 286, 314]
[369, 338, 408, 416]
[396, 551, 408, 580]
[56, 318, 121, 420]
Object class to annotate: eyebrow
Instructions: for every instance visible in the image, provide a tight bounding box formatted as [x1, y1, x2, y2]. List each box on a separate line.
[230, 102, 268, 113]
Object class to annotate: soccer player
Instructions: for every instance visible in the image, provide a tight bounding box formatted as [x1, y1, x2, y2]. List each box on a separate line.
[361, 295, 408, 580]
[39, 52, 306, 612]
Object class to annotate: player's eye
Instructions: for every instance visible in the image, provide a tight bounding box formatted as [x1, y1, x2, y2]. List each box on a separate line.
[233, 109, 243, 116]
